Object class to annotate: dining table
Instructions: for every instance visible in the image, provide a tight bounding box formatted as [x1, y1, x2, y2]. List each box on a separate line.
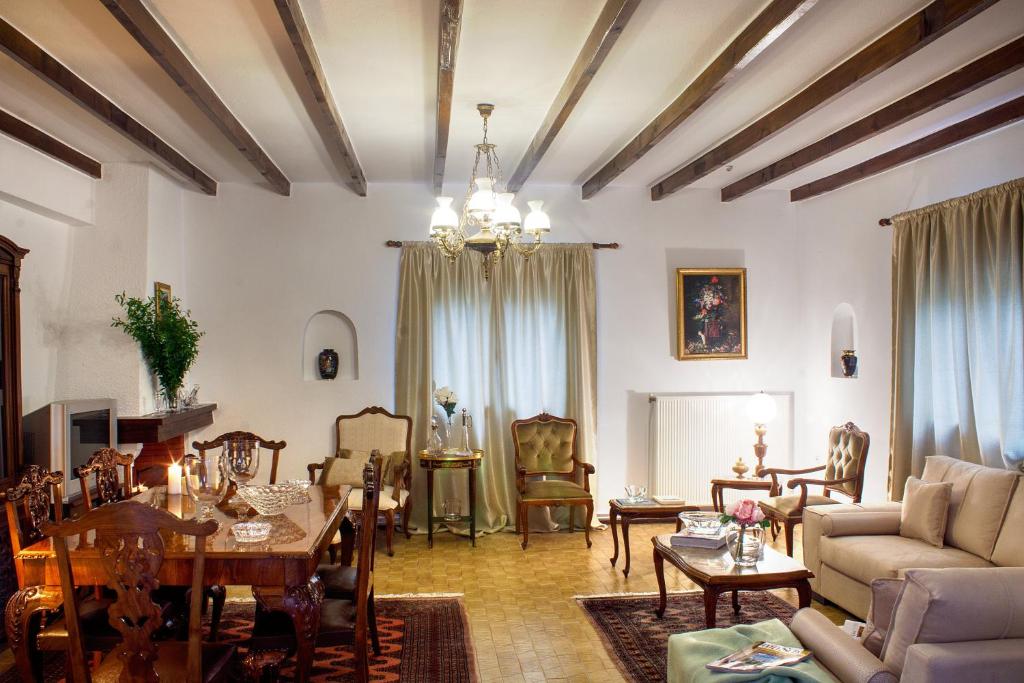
[5, 483, 351, 683]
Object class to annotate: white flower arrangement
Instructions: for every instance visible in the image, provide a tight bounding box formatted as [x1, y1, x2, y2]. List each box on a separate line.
[433, 386, 458, 421]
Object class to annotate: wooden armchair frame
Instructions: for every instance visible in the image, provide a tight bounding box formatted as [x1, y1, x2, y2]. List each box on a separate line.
[193, 431, 287, 485]
[511, 413, 595, 550]
[73, 448, 135, 511]
[759, 422, 869, 556]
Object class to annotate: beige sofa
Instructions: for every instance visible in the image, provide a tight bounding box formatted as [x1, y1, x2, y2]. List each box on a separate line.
[803, 455, 1023, 618]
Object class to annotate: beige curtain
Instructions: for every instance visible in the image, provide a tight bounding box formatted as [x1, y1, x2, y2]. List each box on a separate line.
[889, 177, 1024, 499]
[395, 243, 597, 533]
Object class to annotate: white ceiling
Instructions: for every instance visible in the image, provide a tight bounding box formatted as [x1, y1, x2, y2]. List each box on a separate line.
[0, 0, 1022, 199]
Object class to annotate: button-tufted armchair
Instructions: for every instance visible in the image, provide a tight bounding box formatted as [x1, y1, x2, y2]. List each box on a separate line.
[511, 412, 595, 550]
[758, 421, 870, 556]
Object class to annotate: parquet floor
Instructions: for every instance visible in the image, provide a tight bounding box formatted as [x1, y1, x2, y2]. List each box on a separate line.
[373, 521, 849, 683]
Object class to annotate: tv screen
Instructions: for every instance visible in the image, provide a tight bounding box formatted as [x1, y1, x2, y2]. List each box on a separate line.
[69, 408, 112, 477]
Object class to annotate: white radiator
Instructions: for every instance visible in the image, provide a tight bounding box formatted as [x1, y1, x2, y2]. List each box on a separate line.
[649, 393, 793, 505]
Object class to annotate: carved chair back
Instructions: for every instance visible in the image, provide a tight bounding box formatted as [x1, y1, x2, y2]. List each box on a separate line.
[42, 501, 218, 683]
[335, 407, 411, 489]
[73, 448, 134, 511]
[511, 413, 579, 480]
[3, 465, 63, 587]
[192, 431, 287, 484]
[823, 422, 870, 502]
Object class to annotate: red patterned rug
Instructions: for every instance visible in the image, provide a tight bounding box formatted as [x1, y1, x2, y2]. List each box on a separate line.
[577, 590, 798, 683]
[0, 595, 476, 682]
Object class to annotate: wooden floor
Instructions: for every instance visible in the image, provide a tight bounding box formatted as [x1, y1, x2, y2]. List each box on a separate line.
[0, 521, 849, 682]
[373, 521, 848, 683]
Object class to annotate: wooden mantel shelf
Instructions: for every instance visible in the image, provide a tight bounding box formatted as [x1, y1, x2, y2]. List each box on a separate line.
[118, 403, 217, 443]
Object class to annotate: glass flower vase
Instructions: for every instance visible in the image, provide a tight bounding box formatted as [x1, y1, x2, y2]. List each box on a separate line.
[729, 525, 765, 567]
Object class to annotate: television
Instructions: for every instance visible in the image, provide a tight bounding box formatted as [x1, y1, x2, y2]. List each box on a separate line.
[23, 399, 118, 502]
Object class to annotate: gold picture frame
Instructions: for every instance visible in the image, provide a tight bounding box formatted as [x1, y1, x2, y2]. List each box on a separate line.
[154, 281, 172, 319]
[676, 268, 747, 360]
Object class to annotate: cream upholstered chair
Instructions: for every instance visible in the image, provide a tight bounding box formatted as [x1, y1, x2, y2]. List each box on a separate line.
[309, 407, 412, 557]
[511, 412, 595, 550]
[759, 421, 869, 556]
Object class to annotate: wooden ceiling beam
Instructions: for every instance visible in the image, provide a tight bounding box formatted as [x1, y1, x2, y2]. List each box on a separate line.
[274, 0, 367, 196]
[723, 36, 1024, 200]
[790, 94, 1024, 201]
[0, 108, 101, 178]
[433, 0, 463, 194]
[651, 0, 999, 201]
[0, 17, 216, 194]
[581, 0, 816, 199]
[507, 0, 642, 194]
[101, 0, 290, 196]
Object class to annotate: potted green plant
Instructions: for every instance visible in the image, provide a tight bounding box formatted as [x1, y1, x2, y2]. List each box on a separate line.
[112, 291, 203, 411]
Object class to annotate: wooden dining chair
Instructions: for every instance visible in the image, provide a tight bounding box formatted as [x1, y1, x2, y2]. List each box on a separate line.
[758, 421, 871, 556]
[41, 500, 235, 683]
[73, 448, 135, 510]
[247, 457, 381, 682]
[193, 431, 288, 484]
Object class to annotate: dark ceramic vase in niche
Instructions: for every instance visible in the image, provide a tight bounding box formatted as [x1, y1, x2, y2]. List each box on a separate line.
[840, 349, 858, 378]
[318, 348, 339, 380]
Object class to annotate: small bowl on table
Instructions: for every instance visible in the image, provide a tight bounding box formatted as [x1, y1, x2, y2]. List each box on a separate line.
[231, 520, 272, 544]
[678, 511, 724, 537]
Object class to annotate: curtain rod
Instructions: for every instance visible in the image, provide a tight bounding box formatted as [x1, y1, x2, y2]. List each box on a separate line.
[384, 240, 620, 249]
[879, 218, 892, 226]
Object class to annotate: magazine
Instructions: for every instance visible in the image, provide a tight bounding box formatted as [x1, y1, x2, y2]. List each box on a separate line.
[652, 495, 686, 504]
[706, 641, 811, 673]
[669, 530, 727, 549]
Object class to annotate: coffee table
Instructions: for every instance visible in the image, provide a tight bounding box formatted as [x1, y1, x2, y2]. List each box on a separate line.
[608, 498, 699, 577]
[651, 534, 813, 627]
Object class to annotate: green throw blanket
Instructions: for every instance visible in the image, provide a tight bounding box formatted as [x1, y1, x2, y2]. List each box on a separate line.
[667, 619, 835, 683]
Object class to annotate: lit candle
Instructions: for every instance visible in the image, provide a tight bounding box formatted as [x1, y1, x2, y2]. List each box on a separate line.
[167, 493, 182, 518]
[167, 463, 183, 495]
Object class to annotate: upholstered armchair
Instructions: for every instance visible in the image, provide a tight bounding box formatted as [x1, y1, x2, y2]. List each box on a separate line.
[758, 421, 869, 556]
[511, 413, 595, 550]
[308, 406, 412, 557]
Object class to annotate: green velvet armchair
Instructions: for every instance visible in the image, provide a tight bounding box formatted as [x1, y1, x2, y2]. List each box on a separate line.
[511, 413, 595, 550]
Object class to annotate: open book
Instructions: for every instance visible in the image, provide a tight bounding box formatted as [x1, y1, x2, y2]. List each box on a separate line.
[706, 641, 811, 673]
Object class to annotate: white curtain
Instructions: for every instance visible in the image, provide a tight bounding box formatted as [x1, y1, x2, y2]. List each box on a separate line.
[395, 243, 597, 533]
[890, 177, 1024, 498]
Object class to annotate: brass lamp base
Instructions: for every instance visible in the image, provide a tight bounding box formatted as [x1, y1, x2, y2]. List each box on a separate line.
[753, 423, 768, 476]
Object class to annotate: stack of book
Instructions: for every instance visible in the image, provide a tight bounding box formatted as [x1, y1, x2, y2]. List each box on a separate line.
[669, 529, 728, 549]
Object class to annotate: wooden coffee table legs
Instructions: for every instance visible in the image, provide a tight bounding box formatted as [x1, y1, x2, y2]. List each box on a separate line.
[654, 548, 668, 617]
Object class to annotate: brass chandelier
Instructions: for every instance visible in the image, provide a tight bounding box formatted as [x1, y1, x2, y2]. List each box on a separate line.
[429, 104, 550, 273]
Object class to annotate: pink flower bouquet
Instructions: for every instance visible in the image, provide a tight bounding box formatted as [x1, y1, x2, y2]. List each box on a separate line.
[721, 499, 769, 528]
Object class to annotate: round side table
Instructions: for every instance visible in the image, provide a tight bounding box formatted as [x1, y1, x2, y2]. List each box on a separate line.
[418, 449, 483, 548]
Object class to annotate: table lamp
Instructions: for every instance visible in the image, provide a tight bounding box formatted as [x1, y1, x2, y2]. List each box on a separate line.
[747, 391, 777, 475]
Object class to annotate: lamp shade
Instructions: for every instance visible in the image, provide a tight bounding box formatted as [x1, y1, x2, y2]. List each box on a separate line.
[747, 391, 777, 425]
[467, 178, 496, 218]
[523, 200, 551, 234]
[430, 196, 459, 233]
[493, 193, 521, 230]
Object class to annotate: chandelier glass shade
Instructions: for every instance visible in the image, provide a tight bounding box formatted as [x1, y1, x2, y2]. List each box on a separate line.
[429, 104, 550, 269]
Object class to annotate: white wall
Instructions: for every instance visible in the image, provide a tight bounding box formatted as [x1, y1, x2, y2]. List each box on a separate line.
[794, 121, 1024, 502]
[182, 182, 802, 509]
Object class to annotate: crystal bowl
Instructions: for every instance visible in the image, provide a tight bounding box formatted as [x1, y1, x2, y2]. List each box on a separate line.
[231, 521, 272, 543]
[678, 511, 724, 536]
[235, 484, 292, 516]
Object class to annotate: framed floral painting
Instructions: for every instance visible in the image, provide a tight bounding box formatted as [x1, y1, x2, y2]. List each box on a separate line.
[676, 268, 747, 360]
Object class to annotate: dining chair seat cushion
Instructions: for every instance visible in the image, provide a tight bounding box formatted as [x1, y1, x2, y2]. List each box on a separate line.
[760, 494, 836, 518]
[35, 596, 122, 651]
[522, 479, 591, 501]
[317, 563, 357, 599]
[251, 598, 357, 650]
[93, 641, 236, 683]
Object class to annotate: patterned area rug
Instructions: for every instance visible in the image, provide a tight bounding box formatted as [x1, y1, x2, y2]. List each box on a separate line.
[0, 595, 476, 683]
[577, 590, 798, 683]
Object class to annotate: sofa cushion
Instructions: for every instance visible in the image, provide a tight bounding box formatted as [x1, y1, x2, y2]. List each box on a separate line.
[899, 477, 952, 548]
[761, 494, 835, 518]
[920, 455, 1018, 557]
[819, 535, 992, 585]
[881, 567, 1024, 676]
[863, 578, 904, 657]
[992, 482, 1024, 566]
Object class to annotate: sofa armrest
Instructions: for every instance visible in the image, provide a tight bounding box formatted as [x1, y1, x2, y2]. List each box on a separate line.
[901, 639, 1024, 683]
[820, 511, 902, 537]
[790, 609, 897, 683]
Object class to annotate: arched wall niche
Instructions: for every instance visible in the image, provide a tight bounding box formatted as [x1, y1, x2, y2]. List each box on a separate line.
[829, 303, 858, 378]
[302, 310, 358, 381]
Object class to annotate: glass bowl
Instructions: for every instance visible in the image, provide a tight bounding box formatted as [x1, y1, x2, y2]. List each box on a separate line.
[235, 484, 292, 516]
[231, 521, 272, 543]
[678, 511, 724, 536]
